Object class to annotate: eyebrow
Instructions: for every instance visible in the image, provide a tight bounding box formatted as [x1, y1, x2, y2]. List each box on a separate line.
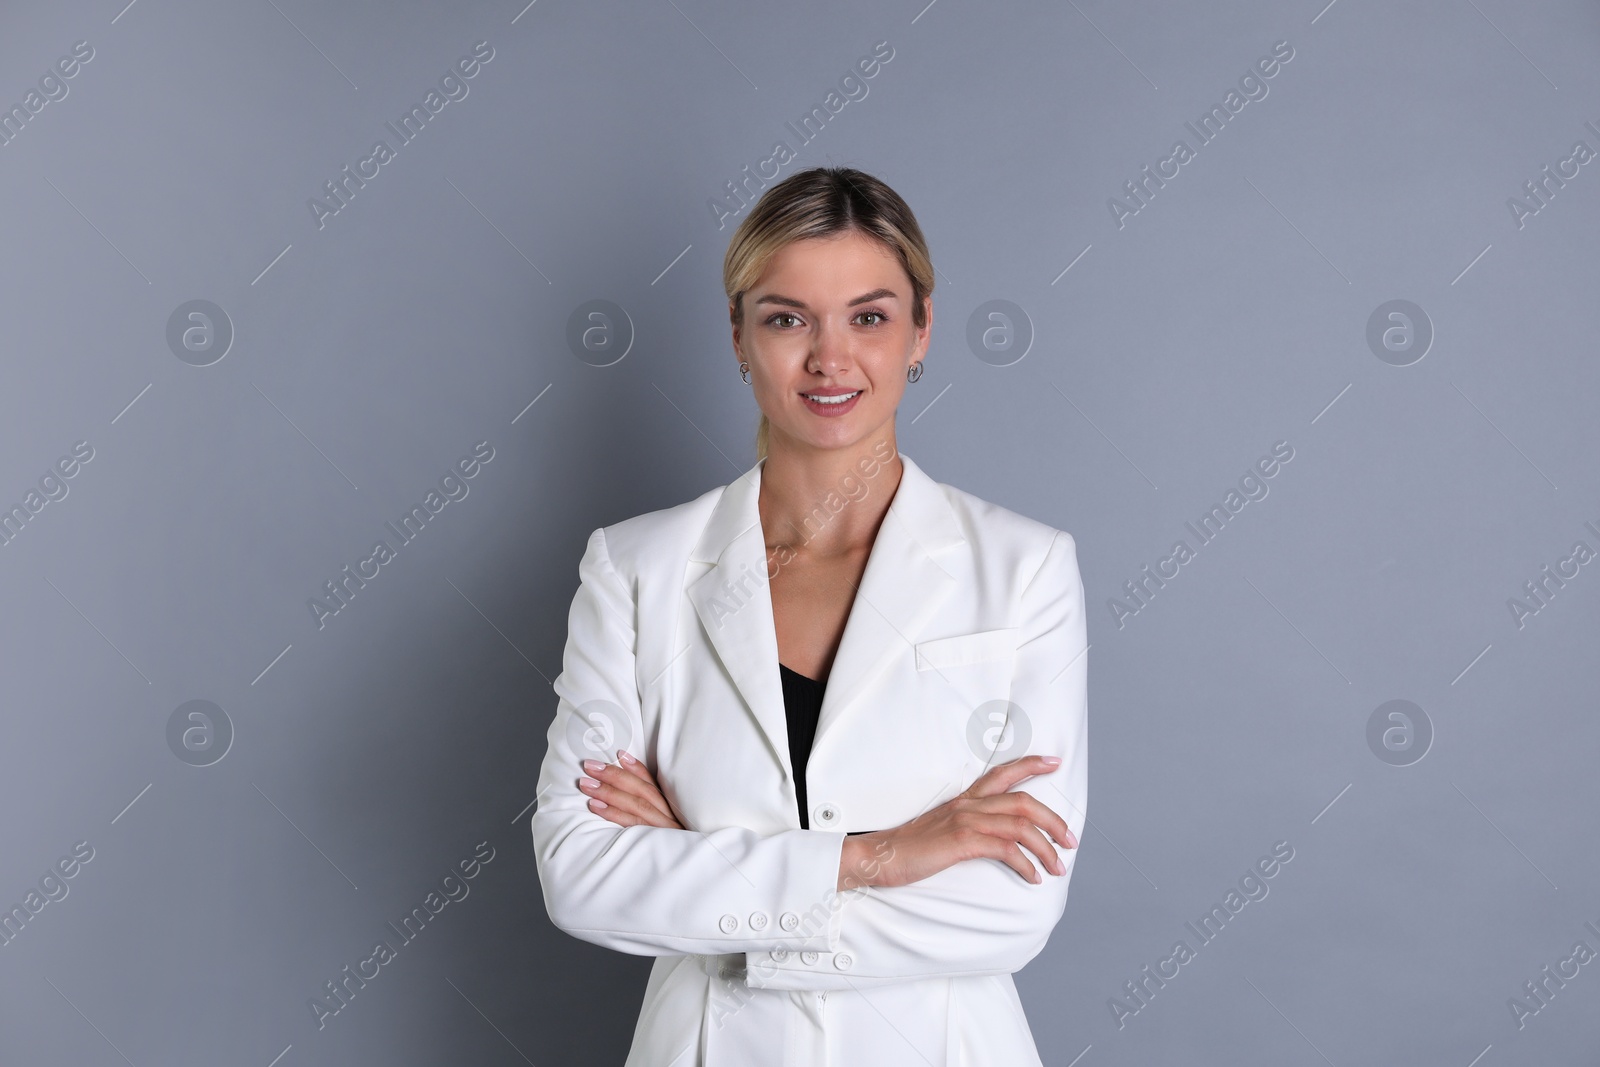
[752, 287, 900, 310]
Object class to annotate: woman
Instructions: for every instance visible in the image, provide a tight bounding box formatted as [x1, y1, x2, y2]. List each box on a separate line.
[532, 167, 1088, 1066]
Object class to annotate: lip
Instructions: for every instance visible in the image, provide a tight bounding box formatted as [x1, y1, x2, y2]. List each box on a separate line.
[800, 388, 862, 417]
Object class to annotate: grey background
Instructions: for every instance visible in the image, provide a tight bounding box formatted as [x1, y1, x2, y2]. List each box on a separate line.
[1, 0, 1596, 1063]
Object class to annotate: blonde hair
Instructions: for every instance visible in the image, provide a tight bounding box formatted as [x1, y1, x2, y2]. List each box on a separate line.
[722, 167, 934, 461]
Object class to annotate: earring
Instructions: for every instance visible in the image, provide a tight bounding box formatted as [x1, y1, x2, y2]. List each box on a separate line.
[739, 361, 751, 384]
[907, 361, 923, 383]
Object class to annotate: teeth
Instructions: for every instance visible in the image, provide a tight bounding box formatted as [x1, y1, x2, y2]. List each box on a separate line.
[804, 391, 860, 404]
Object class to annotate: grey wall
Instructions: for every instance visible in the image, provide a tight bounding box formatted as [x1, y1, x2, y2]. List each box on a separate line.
[1, 0, 1596, 1063]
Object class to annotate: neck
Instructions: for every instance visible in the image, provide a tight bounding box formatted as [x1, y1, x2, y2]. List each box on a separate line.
[757, 432, 903, 558]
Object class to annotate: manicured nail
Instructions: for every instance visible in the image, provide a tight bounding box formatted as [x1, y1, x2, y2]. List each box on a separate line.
[582, 759, 605, 774]
[619, 750, 637, 765]
[579, 777, 600, 790]
[1040, 756, 1061, 767]
[588, 798, 608, 810]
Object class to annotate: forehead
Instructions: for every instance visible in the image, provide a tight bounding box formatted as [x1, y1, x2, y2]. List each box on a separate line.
[753, 231, 908, 296]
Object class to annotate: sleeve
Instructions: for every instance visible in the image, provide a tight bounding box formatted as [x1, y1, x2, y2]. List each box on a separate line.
[530, 526, 848, 957]
[744, 529, 1088, 990]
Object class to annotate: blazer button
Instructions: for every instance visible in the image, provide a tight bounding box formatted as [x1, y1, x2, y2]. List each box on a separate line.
[718, 914, 739, 934]
[834, 953, 853, 970]
[779, 912, 800, 931]
[748, 911, 769, 931]
[801, 951, 819, 965]
[812, 803, 840, 826]
[770, 949, 789, 962]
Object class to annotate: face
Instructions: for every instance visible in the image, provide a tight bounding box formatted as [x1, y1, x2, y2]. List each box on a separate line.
[732, 230, 930, 455]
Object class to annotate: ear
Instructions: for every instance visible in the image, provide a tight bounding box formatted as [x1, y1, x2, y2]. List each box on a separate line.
[913, 294, 933, 360]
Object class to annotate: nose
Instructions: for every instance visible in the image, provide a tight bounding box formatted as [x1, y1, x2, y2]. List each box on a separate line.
[807, 319, 852, 377]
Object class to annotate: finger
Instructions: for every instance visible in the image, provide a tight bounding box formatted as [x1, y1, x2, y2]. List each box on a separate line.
[615, 753, 681, 824]
[586, 796, 624, 824]
[579, 774, 673, 827]
[977, 790, 1075, 849]
[963, 755, 1062, 799]
[963, 832, 1040, 884]
[587, 796, 649, 827]
[608, 754, 678, 820]
[583, 759, 678, 825]
[967, 811, 1064, 876]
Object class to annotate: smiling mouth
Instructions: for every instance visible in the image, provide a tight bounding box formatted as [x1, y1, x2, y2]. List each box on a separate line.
[801, 390, 862, 405]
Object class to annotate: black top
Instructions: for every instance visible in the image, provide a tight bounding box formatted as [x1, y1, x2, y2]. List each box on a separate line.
[778, 663, 826, 829]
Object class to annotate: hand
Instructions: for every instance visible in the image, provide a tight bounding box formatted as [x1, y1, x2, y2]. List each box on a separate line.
[578, 750, 685, 829]
[838, 755, 1076, 891]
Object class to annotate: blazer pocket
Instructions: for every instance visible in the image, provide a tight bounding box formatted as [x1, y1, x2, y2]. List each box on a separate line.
[914, 627, 1021, 672]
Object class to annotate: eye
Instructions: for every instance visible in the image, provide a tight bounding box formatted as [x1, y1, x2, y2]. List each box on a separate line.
[765, 312, 801, 329]
[856, 310, 887, 326]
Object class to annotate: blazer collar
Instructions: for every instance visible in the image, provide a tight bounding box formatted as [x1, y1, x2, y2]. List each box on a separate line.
[685, 452, 966, 785]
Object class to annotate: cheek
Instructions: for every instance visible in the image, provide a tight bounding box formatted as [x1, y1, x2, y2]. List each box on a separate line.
[866, 344, 914, 393]
[748, 341, 800, 386]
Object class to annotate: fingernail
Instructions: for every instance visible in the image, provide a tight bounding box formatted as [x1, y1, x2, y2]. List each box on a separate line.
[588, 798, 608, 810]
[579, 777, 600, 790]
[582, 759, 605, 774]
[619, 750, 637, 765]
[1040, 756, 1061, 767]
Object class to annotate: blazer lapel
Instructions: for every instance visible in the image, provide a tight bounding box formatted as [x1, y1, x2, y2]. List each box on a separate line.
[685, 453, 967, 781]
[685, 460, 791, 778]
[812, 455, 964, 754]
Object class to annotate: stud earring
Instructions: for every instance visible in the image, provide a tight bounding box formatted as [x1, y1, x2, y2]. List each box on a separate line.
[907, 361, 923, 383]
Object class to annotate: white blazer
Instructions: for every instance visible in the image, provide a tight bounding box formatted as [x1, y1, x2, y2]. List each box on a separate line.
[531, 452, 1088, 1067]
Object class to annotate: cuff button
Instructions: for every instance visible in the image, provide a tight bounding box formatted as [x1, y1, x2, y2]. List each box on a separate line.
[748, 911, 768, 930]
[779, 911, 800, 931]
[718, 914, 739, 934]
[800, 951, 819, 965]
[834, 953, 853, 970]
